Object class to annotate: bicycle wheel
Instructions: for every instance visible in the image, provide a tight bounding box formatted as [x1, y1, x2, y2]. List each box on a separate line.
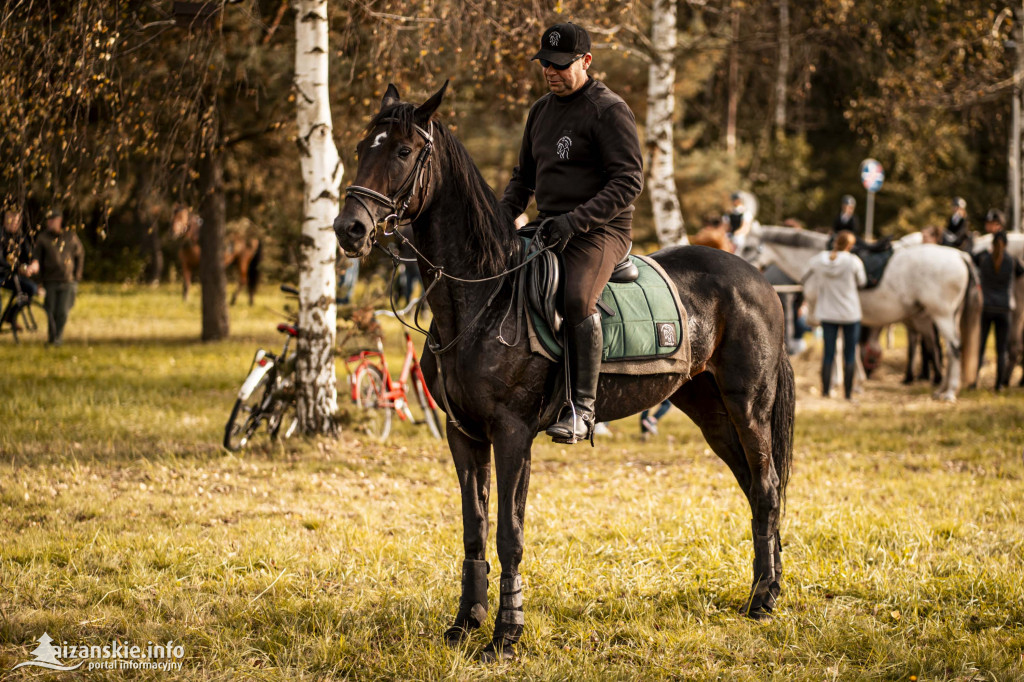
[414, 376, 443, 440]
[224, 372, 272, 451]
[355, 365, 392, 440]
[20, 300, 49, 334]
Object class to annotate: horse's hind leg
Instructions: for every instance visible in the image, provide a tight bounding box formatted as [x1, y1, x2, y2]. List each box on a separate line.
[932, 314, 962, 401]
[443, 426, 492, 647]
[669, 371, 784, 617]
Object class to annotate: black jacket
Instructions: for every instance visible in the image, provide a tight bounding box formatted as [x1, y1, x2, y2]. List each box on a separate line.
[500, 78, 644, 233]
[973, 250, 1024, 313]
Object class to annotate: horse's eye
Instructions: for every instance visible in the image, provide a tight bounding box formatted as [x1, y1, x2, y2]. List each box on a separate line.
[398, 147, 412, 159]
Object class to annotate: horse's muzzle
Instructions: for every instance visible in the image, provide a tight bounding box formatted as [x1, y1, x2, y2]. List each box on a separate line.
[333, 211, 372, 258]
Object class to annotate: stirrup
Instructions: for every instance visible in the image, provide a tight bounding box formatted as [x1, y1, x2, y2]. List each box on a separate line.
[547, 402, 594, 445]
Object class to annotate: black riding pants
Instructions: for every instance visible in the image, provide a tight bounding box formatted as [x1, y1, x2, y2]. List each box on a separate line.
[979, 309, 1011, 388]
[560, 226, 631, 326]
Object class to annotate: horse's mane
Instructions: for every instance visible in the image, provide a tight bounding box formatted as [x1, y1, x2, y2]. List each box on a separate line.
[368, 104, 516, 275]
[757, 224, 829, 250]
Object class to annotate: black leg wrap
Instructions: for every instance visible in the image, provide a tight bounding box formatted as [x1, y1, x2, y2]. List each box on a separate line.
[480, 573, 523, 663]
[443, 560, 489, 646]
[742, 520, 778, 620]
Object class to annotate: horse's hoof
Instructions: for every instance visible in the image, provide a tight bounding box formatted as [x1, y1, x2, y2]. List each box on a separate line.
[902, 376, 914, 385]
[480, 643, 516, 663]
[443, 625, 472, 647]
[743, 608, 773, 622]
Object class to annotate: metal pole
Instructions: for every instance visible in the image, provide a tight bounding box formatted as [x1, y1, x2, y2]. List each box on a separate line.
[865, 190, 876, 241]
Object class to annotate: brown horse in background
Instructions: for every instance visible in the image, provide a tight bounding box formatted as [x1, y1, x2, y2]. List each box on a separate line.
[171, 206, 262, 305]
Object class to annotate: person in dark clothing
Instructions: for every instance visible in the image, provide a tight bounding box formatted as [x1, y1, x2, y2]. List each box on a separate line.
[982, 207, 1006, 235]
[500, 22, 644, 443]
[973, 228, 1023, 390]
[943, 197, 970, 249]
[30, 208, 84, 345]
[396, 224, 423, 307]
[832, 195, 860, 239]
[1, 205, 40, 327]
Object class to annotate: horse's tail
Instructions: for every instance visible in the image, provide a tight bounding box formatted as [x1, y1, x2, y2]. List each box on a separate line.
[247, 239, 262, 291]
[957, 251, 982, 387]
[772, 351, 795, 515]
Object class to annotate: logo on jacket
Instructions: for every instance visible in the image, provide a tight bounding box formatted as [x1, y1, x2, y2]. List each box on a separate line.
[549, 32, 560, 46]
[556, 135, 572, 160]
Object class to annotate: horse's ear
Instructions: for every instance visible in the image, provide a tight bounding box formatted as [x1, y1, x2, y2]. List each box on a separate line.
[381, 84, 401, 111]
[414, 79, 449, 124]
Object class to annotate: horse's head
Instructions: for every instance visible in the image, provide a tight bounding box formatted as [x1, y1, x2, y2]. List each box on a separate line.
[334, 81, 448, 258]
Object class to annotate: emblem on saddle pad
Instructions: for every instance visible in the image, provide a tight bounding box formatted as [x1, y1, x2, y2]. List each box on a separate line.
[657, 322, 677, 348]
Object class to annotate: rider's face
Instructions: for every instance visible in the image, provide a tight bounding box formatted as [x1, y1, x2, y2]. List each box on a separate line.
[542, 54, 592, 96]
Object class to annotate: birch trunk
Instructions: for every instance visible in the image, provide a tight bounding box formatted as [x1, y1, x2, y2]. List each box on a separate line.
[646, 0, 687, 246]
[293, 0, 343, 433]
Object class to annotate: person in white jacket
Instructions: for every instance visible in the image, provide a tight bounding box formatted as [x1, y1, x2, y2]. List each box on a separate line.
[803, 230, 867, 400]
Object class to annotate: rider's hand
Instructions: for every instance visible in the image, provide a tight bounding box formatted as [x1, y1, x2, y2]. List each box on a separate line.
[542, 214, 577, 253]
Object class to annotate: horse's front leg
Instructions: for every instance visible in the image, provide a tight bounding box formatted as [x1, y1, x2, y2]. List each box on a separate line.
[481, 421, 533, 663]
[443, 425, 492, 646]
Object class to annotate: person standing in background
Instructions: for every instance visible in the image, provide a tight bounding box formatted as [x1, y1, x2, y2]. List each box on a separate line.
[973, 227, 1023, 391]
[803, 231, 866, 401]
[30, 207, 84, 345]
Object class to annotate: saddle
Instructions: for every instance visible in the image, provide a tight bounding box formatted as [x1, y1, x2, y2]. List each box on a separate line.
[520, 227, 638, 336]
[851, 237, 894, 289]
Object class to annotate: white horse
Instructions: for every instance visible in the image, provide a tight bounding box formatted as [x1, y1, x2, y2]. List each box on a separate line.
[743, 225, 981, 401]
[897, 231, 1024, 386]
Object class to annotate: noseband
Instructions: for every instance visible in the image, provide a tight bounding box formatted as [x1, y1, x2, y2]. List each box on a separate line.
[344, 120, 434, 235]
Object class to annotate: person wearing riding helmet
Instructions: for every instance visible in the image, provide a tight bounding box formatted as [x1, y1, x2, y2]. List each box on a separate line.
[972, 214, 1023, 391]
[943, 197, 970, 250]
[832, 195, 860, 238]
[500, 22, 644, 444]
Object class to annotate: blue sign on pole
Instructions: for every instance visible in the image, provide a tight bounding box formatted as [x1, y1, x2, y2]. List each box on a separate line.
[860, 158, 885, 193]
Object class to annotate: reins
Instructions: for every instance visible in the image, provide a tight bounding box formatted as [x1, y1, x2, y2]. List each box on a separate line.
[343, 118, 555, 441]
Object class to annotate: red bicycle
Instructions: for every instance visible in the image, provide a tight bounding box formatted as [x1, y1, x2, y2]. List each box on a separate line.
[344, 329, 442, 441]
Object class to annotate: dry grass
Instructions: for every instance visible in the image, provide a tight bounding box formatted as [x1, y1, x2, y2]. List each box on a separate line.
[1, 284, 1022, 680]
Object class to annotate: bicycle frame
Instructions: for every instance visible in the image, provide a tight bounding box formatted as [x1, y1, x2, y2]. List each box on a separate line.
[345, 332, 438, 420]
[238, 325, 295, 403]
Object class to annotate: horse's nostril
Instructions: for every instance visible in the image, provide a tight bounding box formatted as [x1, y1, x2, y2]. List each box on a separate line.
[348, 220, 367, 240]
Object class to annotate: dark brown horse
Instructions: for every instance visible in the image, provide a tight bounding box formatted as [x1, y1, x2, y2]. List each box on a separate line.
[334, 83, 794, 662]
[171, 206, 262, 305]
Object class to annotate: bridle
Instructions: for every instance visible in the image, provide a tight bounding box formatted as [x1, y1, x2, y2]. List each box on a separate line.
[339, 116, 556, 443]
[343, 119, 435, 236]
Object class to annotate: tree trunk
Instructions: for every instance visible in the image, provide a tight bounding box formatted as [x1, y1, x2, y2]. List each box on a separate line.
[199, 138, 229, 341]
[774, 0, 789, 132]
[726, 1, 740, 157]
[293, 0, 343, 434]
[646, 0, 687, 247]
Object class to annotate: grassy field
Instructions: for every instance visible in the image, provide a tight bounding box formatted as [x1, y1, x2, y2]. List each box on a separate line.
[1, 284, 1022, 680]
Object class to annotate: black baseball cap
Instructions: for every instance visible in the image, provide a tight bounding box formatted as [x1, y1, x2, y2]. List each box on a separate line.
[532, 23, 591, 66]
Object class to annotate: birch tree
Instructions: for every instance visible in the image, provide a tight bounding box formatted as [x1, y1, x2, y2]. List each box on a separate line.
[293, 0, 343, 433]
[646, 0, 687, 246]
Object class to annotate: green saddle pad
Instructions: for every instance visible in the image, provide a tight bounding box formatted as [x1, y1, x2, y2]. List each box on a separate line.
[529, 254, 683, 362]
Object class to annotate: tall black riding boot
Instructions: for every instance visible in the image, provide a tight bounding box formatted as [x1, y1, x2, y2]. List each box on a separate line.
[546, 313, 602, 443]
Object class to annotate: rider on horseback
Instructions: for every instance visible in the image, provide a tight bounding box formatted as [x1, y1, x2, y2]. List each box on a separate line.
[499, 22, 644, 443]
